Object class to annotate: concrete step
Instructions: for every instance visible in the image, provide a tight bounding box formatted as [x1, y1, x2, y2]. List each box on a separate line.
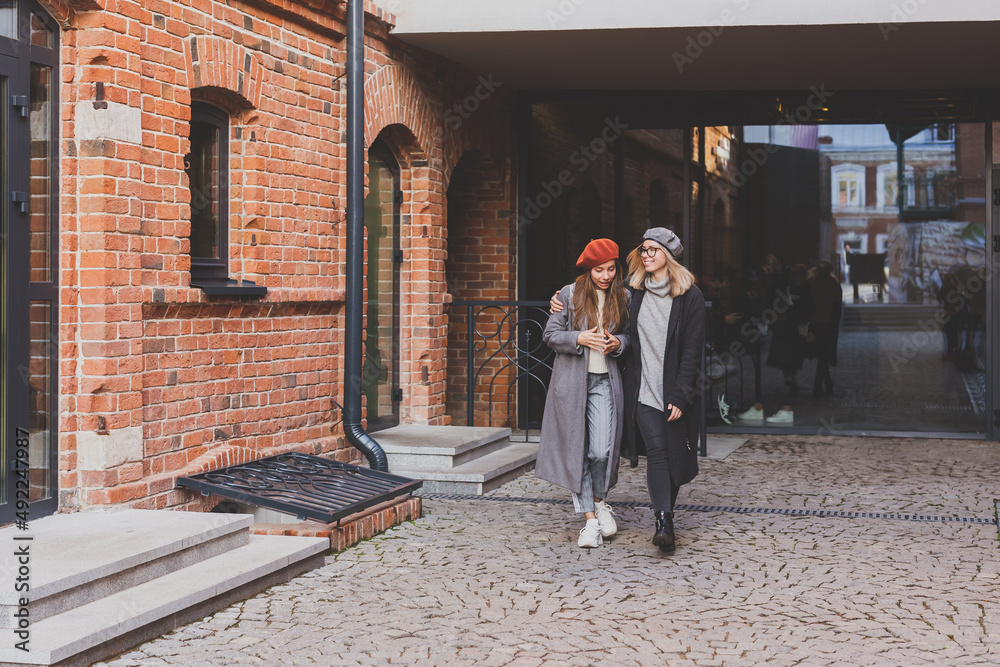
[0, 535, 327, 666]
[376, 425, 512, 468]
[0, 510, 253, 629]
[394, 441, 538, 495]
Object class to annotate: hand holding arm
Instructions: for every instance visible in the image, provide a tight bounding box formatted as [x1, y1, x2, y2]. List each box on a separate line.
[577, 327, 606, 353]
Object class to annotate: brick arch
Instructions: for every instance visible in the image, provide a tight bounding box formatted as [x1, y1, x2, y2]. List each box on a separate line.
[37, 0, 83, 27]
[441, 108, 508, 192]
[185, 35, 264, 109]
[364, 64, 432, 158]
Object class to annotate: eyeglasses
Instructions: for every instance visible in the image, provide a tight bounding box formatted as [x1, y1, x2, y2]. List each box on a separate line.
[638, 245, 661, 257]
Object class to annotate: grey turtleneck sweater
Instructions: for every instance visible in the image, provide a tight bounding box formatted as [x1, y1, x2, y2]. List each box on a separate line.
[637, 276, 673, 411]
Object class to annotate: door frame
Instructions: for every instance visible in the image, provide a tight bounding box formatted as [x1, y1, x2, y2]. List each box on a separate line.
[1, 2, 61, 525]
[365, 140, 401, 432]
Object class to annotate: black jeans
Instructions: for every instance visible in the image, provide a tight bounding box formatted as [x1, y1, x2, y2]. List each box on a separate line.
[637, 404, 681, 513]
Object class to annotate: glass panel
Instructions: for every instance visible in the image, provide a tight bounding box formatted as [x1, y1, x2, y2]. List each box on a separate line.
[29, 12, 52, 48]
[362, 152, 397, 424]
[29, 63, 51, 282]
[623, 130, 685, 243]
[187, 120, 221, 260]
[526, 102, 618, 295]
[526, 100, 987, 435]
[700, 122, 986, 434]
[0, 0, 15, 40]
[28, 301, 52, 501]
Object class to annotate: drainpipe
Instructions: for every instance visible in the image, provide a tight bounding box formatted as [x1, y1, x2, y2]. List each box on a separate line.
[343, 0, 389, 471]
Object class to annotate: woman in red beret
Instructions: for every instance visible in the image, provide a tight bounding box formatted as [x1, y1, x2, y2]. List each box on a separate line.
[552, 228, 704, 555]
[536, 238, 630, 548]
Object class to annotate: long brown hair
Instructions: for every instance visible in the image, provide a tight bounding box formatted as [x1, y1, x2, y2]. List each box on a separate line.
[572, 261, 628, 334]
[626, 246, 695, 297]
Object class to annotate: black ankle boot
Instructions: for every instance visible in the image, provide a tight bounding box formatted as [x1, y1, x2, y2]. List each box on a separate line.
[652, 511, 676, 554]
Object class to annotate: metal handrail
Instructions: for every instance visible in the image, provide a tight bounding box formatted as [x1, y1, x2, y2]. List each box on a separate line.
[450, 300, 553, 437]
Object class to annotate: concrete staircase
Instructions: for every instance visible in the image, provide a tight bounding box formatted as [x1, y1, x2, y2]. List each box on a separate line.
[0, 509, 327, 666]
[376, 425, 538, 495]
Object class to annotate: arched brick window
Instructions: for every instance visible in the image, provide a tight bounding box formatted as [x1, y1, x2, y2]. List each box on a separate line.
[186, 102, 230, 283]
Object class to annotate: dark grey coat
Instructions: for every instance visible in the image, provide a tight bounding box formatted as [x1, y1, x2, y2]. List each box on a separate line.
[622, 285, 705, 486]
[536, 284, 630, 495]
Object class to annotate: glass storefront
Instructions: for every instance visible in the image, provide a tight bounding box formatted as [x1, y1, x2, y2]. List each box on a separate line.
[524, 94, 991, 436]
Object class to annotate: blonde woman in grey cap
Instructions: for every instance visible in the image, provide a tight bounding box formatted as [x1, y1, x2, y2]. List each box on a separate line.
[620, 228, 704, 554]
[552, 228, 704, 555]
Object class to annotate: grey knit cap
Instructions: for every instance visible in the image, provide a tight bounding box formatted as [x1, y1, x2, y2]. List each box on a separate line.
[643, 227, 684, 258]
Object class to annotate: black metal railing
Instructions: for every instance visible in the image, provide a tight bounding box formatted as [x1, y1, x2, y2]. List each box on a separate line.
[448, 299, 763, 455]
[449, 300, 554, 438]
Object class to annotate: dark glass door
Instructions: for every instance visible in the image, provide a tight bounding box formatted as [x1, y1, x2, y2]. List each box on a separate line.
[1, 3, 59, 525]
[362, 141, 401, 431]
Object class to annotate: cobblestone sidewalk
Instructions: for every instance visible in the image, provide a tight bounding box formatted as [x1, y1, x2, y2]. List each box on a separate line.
[100, 436, 1000, 666]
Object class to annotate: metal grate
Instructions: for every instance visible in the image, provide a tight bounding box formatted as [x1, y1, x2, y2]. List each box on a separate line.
[422, 494, 998, 526]
[179, 453, 422, 525]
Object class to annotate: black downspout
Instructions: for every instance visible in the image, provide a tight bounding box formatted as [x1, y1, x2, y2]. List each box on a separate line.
[343, 0, 389, 471]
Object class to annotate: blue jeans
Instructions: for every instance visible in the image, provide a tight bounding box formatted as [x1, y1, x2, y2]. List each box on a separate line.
[572, 373, 613, 513]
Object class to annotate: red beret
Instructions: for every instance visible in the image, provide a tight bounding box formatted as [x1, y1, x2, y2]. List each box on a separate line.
[576, 238, 619, 270]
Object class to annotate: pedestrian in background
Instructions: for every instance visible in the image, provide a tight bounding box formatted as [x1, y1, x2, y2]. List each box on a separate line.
[537, 239, 631, 548]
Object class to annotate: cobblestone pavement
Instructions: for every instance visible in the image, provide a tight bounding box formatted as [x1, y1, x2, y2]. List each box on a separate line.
[100, 436, 1000, 666]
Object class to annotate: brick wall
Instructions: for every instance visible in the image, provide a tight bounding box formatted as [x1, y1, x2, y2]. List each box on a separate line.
[445, 151, 515, 427]
[53, 0, 515, 511]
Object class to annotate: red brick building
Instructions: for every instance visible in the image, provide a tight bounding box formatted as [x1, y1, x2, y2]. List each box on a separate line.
[7, 0, 1000, 524]
[2, 0, 516, 522]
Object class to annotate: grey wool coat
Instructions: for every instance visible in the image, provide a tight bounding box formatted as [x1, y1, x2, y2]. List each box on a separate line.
[535, 284, 630, 495]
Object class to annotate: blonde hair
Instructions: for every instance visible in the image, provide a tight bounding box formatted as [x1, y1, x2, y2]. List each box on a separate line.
[626, 246, 696, 297]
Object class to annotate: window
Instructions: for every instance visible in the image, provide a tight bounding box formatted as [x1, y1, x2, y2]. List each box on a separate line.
[933, 123, 953, 142]
[186, 102, 229, 282]
[185, 103, 264, 294]
[831, 164, 865, 210]
[876, 163, 915, 210]
[362, 140, 401, 431]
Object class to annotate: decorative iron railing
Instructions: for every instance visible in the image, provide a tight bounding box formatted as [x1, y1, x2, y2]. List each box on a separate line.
[448, 300, 554, 438]
[447, 298, 763, 455]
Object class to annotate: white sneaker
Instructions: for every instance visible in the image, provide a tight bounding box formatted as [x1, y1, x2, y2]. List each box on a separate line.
[578, 518, 603, 548]
[718, 394, 735, 425]
[594, 501, 617, 538]
[737, 405, 764, 421]
[765, 409, 794, 425]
